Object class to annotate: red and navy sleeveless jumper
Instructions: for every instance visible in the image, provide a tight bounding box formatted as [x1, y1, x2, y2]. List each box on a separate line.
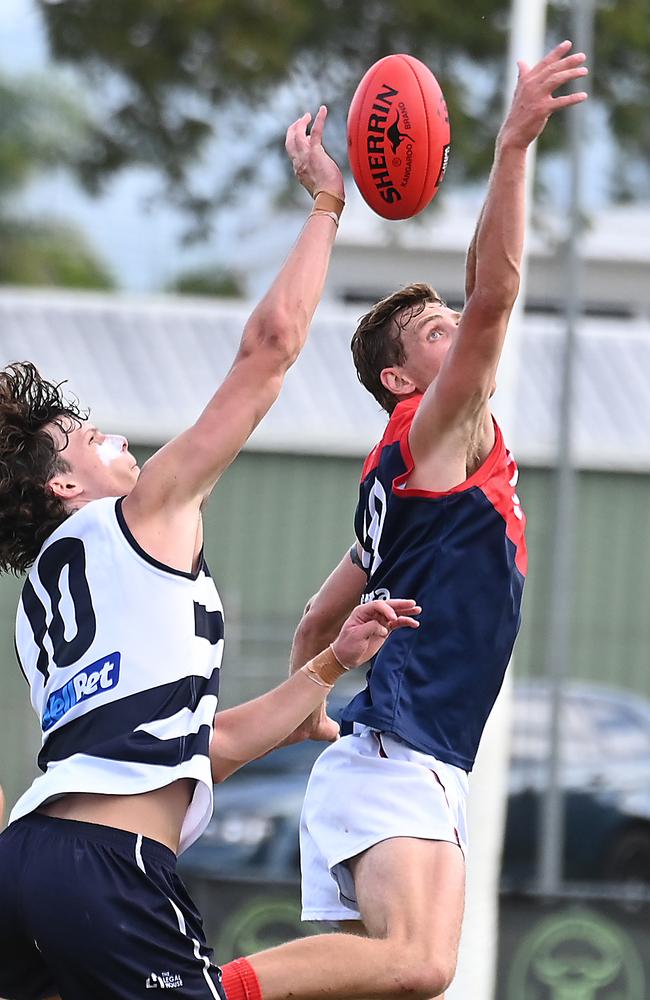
[342, 393, 527, 772]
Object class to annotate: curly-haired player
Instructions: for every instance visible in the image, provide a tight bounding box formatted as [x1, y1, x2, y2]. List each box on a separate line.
[0, 364, 89, 574]
[0, 109, 420, 1000]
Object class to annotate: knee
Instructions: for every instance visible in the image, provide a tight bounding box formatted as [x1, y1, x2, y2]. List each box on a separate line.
[393, 953, 457, 1000]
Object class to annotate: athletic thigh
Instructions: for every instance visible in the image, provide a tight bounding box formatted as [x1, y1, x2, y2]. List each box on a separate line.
[349, 837, 465, 964]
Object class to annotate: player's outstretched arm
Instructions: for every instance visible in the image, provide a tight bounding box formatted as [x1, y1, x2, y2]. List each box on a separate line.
[124, 107, 344, 523]
[410, 41, 588, 465]
[463, 205, 484, 304]
[209, 599, 419, 782]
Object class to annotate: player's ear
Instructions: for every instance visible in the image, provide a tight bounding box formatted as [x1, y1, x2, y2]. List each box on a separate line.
[47, 473, 83, 502]
[380, 367, 416, 400]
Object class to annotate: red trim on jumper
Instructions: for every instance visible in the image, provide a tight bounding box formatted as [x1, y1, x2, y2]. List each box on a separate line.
[393, 417, 504, 499]
[360, 394, 506, 500]
[479, 451, 528, 576]
[360, 394, 421, 481]
[221, 958, 263, 1000]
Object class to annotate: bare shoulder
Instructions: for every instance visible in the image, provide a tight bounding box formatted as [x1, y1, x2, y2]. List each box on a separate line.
[120, 483, 204, 576]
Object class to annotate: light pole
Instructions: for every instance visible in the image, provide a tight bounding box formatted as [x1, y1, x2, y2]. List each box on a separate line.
[538, 0, 596, 897]
[448, 4, 548, 999]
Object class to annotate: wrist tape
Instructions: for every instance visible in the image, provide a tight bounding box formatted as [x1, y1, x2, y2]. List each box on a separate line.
[301, 645, 348, 688]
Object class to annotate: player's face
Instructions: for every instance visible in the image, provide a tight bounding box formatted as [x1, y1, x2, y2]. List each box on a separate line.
[398, 301, 461, 390]
[47, 420, 140, 506]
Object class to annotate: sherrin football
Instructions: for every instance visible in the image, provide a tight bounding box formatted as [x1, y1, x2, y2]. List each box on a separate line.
[347, 53, 450, 220]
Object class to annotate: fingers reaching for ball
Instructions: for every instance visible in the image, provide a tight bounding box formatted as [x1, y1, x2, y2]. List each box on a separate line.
[309, 104, 328, 145]
[285, 105, 344, 202]
[502, 40, 589, 149]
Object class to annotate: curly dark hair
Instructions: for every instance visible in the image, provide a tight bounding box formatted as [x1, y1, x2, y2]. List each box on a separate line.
[351, 283, 445, 414]
[0, 362, 86, 575]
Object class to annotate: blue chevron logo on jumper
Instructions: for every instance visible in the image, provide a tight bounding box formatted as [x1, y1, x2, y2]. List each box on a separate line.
[42, 653, 121, 731]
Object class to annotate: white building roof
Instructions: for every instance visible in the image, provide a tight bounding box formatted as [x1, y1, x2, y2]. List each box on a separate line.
[0, 287, 648, 471]
[234, 194, 650, 319]
[337, 192, 650, 264]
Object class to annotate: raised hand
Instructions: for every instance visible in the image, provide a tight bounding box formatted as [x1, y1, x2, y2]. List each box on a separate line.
[500, 40, 589, 151]
[281, 599, 420, 748]
[285, 105, 345, 201]
[331, 598, 421, 669]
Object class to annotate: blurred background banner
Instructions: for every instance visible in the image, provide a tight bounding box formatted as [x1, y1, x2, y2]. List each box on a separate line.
[1, 2, 650, 998]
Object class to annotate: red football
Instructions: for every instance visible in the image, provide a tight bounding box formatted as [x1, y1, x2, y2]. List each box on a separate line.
[347, 54, 451, 221]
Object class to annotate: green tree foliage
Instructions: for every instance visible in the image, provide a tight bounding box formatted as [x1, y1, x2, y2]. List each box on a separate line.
[0, 218, 114, 289]
[0, 74, 114, 288]
[580, 0, 650, 199]
[36, 0, 650, 225]
[0, 73, 87, 196]
[166, 265, 243, 298]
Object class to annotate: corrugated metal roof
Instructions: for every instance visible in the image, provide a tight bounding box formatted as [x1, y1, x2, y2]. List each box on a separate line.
[0, 287, 648, 471]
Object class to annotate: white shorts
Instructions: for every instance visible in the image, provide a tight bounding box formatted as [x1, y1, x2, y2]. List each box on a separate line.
[300, 726, 469, 922]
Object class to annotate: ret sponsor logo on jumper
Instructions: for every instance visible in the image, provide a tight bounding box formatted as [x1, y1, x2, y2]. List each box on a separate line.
[41, 652, 121, 731]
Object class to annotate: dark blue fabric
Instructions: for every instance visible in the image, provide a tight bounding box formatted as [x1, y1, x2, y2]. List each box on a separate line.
[0, 813, 226, 1000]
[344, 440, 525, 772]
[38, 666, 220, 771]
[193, 603, 225, 645]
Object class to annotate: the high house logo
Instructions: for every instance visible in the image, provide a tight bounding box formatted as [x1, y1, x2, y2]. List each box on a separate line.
[42, 652, 121, 731]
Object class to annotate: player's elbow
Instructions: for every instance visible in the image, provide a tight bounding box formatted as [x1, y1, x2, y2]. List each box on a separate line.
[497, 263, 521, 307]
[468, 277, 519, 323]
[474, 249, 521, 308]
[301, 593, 317, 618]
[394, 954, 457, 999]
[211, 759, 233, 784]
[240, 311, 301, 371]
[295, 602, 337, 648]
[210, 730, 240, 784]
[294, 607, 319, 644]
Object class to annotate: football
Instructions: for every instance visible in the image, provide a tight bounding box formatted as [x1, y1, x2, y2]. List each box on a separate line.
[347, 53, 450, 221]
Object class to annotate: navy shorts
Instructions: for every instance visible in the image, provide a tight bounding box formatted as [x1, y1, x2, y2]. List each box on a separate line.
[0, 813, 226, 1000]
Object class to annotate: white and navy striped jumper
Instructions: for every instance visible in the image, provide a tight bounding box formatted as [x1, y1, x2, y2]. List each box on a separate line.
[9, 496, 223, 853]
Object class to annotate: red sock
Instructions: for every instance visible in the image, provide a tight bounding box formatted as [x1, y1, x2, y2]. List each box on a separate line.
[220, 957, 263, 1000]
